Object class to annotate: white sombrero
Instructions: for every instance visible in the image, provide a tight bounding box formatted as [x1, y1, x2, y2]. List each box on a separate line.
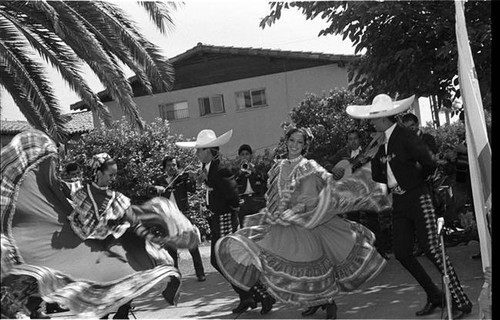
[175, 129, 233, 148]
[346, 94, 415, 119]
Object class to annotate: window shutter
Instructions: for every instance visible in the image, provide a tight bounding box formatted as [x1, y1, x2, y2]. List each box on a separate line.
[211, 95, 224, 113]
[199, 98, 210, 116]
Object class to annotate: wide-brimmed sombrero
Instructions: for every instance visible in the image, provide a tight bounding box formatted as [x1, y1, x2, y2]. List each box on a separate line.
[346, 94, 415, 119]
[175, 129, 233, 148]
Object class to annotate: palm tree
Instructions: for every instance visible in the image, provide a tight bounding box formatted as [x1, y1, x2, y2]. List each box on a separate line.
[0, 1, 177, 143]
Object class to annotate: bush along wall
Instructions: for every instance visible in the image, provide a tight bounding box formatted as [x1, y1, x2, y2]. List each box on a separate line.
[64, 117, 214, 239]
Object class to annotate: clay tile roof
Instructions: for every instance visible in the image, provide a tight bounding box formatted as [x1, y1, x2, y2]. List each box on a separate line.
[1, 111, 93, 135]
[0, 120, 31, 134]
[65, 111, 94, 133]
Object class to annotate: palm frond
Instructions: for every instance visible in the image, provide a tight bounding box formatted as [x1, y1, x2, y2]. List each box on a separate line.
[137, 1, 178, 35]
[1, 9, 113, 127]
[93, 1, 175, 92]
[0, 23, 68, 142]
[44, 1, 142, 129]
[64, 1, 154, 95]
[1, 0, 178, 134]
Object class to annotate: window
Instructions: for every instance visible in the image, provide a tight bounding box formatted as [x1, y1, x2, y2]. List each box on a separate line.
[198, 95, 225, 116]
[235, 89, 267, 110]
[159, 101, 189, 121]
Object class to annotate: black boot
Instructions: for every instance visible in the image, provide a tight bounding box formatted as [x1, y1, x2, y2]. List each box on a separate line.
[45, 303, 69, 314]
[323, 302, 337, 320]
[250, 281, 275, 315]
[260, 296, 276, 315]
[113, 301, 132, 319]
[232, 297, 257, 314]
[162, 277, 181, 305]
[30, 309, 50, 319]
[301, 305, 321, 316]
[26, 297, 50, 319]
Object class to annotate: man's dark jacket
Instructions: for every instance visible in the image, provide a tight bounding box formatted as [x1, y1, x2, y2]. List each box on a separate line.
[371, 125, 437, 192]
[206, 159, 240, 214]
[235, 169, 267, 196]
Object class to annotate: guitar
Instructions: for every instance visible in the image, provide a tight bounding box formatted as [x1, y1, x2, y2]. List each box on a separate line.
[332, 157, 370, 180]
[332, 132, 385, 180]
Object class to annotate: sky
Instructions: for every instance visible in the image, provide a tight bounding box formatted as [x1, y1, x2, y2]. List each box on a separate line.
[0, 1, 454, 125]
[0, 0, 357, 121]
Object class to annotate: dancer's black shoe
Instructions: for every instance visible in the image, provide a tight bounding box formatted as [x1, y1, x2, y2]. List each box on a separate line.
[45, 303, 69, 314]
[113, 302, 131, 319]
[232, 298, 257, 314]
[260, 296, 276, 315]
[30, 309, 50, 319]
[415, 301, 442, 316]
[445, 306, 472, 320]
[324, 302, 337, 319]
[301, 305, 321, 316]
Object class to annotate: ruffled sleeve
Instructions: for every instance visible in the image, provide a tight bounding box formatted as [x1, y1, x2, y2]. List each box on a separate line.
[135, 197, 201, 250]
[68, 186, 131, 240]
[283, 159, 391, 229]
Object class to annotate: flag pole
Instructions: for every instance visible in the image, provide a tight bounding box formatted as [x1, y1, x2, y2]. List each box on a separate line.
[454, 2, 491, 318]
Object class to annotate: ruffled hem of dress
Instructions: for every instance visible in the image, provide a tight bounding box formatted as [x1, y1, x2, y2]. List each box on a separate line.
[215, 220, 386, 307]
[7, 263, 181, 318]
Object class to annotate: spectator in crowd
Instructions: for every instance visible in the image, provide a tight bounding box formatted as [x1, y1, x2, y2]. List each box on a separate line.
[401, 113, 438, 160]
[235, 144, 267, 228]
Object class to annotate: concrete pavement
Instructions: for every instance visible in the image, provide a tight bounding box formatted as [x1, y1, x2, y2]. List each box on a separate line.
[52, 240, 485, 319]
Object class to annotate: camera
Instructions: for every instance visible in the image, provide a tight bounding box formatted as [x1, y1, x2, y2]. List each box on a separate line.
[241, 161, 249, 170]
[240, 160, 254, 174]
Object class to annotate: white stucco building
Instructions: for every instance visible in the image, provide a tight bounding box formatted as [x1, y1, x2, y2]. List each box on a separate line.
[71, 43, 359, 156]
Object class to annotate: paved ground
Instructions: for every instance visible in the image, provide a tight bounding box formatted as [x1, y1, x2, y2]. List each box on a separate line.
[52, 240, 485, 319]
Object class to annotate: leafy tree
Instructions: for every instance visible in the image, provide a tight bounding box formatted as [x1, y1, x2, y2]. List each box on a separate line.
[278, 88, 372, 168]
[0, 1, 177, 142]
[261, 1, 491, 122]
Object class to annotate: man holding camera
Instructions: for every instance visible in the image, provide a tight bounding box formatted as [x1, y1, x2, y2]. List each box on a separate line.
[235, 144, 268, 228]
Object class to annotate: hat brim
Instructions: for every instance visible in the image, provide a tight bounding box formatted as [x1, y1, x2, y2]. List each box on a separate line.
[346, 95, 415, 119]
[175, 129, 233, 149]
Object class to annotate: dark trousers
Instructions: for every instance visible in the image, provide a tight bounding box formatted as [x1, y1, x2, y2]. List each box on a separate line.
[207, 211, 271, 303]
[167, 246, 205, 277]
[392, 186, 472, 311]
[345, 210, 391, 254]
[208, 212, 252, 301]
[238, 195, 266, 228]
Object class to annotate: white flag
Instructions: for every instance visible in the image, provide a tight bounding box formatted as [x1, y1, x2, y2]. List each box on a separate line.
[454, 1, 491, 269]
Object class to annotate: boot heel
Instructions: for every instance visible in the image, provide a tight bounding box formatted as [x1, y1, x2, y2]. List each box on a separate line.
[301, 305, 321, 316]
[325, 302, 337, 319]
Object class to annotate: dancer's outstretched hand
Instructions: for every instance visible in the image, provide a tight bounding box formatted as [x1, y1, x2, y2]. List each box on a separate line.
[280, 209, 295, 221]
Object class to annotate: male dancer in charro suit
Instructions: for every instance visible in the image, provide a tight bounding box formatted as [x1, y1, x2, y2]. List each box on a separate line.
[347, 94, 472, 319]
[176, 129, 275, 315]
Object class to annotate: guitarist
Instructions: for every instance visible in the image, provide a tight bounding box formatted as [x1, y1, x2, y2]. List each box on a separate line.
[329, 129, 391, 259]
[329, 129, 365, 180]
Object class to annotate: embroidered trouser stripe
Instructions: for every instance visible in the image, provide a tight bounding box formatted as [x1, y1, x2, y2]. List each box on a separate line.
[419, 193, 473, 311]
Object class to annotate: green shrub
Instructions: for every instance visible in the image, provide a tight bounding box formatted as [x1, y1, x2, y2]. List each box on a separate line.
[64, 117, 211, 239]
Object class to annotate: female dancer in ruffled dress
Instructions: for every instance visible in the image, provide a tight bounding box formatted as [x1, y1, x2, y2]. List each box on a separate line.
[215, 127, 390, 319]
[1, 130, 200, 319]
